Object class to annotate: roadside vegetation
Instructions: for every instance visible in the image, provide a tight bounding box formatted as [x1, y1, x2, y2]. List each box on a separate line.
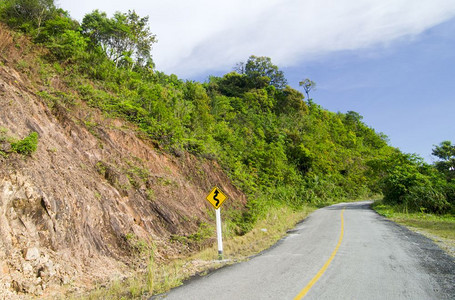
[70, 205, 315, 299]
[1, 0, 455, 298]
[0, 0, 393, 218]
[372, 201, 455, 256]
[369, 141, 455, 215]
[372, 140, 455, 256]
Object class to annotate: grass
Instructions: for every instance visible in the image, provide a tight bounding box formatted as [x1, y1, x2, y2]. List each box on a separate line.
[372, 200, 455, 256]
[70, 204, 315, 299]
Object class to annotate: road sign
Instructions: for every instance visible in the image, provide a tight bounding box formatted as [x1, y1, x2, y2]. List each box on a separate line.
[205, 186, 227, 209]
[206, 186, 228, 260]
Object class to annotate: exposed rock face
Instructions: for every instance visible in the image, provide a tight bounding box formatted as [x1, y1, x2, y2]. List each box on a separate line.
[0, 46, 246, 297]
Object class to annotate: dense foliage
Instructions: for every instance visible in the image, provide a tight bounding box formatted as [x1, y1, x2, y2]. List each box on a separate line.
[369, 145, 454, 214]
[1, 0, 452, 228]
[432, 141, 455, 181]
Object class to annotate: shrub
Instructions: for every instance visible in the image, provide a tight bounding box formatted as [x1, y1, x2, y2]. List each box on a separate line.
[46, 30, 88, 60]
[443, 181, 455, 206]
[381, 164, 430, 205]
[11, 131, 38, 155]
[403, 185, 450, 214]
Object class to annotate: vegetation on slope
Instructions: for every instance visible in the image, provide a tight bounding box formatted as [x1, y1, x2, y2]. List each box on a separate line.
[2, 1, 455, 297]
[371, 141, 455, 258]
[0, 128, 39, 156]
[1, 0, 453, 234]
[369, 142, 455, 214]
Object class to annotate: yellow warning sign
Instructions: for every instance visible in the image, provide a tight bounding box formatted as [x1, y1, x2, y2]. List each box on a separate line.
[206, 187, 227, 209]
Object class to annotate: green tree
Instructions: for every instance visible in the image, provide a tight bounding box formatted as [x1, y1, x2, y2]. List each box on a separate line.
[82, 10, 156, 69]
[47, 29, 88, 60]
[244, 55, 287, 89]
[299, 78, 316, 101]
[210, 72, 252, 98]
[275, 86, 307, 115]
[432, 140, 455, 180]
[369, 151, 451, 213]
[34, 9, 77, 41]
[1, 0, 56, 34]
[343, 111, 364, 132]
[31, 9, 88, 60]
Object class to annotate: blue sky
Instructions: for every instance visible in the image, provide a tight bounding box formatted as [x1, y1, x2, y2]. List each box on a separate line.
[283, 18, 455, 162]
[58, 0, 455, 162]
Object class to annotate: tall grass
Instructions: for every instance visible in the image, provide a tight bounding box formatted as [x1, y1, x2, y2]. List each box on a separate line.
[75, 203, 315, 299]
[372, 200, 455, 256]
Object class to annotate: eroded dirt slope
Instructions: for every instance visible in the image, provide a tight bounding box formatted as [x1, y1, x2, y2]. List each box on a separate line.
[0, 30, 246, 298]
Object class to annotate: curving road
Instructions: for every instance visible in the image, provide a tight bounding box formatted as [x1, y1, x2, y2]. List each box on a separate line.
[154, 201, 455, 300]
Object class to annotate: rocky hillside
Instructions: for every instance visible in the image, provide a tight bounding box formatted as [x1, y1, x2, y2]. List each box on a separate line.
[0, 32, 246, 298]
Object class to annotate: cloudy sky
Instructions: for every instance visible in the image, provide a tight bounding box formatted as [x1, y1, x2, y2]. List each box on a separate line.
[58, 0, 455, 161]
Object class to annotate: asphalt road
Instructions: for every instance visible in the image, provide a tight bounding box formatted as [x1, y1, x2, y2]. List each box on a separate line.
[154, 201, 455, 300]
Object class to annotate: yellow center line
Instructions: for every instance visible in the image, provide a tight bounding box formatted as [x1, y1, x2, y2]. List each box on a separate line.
[294, 208, 345, 300]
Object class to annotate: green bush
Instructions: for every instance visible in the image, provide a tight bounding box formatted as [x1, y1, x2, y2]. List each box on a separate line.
[46, 30, 88, 60]
[443, 181, 455, 206]
[381, 164, 430, 205]
[403, 185, 450, 214]
[11, 132, 38, 155]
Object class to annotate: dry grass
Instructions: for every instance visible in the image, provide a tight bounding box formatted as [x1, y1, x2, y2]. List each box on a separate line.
[150, 205, 315, 296]
[0, 24, 51, 87]
[73, 205, 315, 299]
[372, 200, 455, 257]
[0, 24, 30, 62]
[0, 25, 14, 55]
[224, 205, 314, 258]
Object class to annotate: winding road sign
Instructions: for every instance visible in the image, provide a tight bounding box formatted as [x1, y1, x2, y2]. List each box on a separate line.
[206, 186, 227, 209]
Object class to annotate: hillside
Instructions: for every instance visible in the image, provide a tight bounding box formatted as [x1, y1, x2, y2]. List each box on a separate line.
[0, 29, 246, 298]
[0, 8, 401, 298]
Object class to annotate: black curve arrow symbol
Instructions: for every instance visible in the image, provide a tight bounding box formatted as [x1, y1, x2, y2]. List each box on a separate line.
[213, 189, 220, 207]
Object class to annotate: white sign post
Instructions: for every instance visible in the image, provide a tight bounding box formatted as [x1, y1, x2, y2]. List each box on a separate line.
[216, 208, 223, 259]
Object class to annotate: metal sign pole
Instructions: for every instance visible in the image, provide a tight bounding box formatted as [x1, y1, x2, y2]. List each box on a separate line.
[216, 207, 223, 260]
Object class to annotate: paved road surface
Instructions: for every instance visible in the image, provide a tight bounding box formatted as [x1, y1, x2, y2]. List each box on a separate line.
[154, 201, 455, 299]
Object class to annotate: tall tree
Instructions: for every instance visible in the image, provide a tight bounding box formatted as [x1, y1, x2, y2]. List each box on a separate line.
[1, 0, 56, 35]
[432, 140, 455, 180]
[82, 10, 156, 69]
[299, 78, 316, 100]
[244, 55, 287, 89]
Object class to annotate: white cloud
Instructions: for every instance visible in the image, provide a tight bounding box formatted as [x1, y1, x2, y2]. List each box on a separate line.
[58, 0, 455, 78]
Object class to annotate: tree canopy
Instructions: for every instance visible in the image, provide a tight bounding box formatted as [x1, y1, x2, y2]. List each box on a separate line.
[432, 140, 455, 180]
[240, 55, 288, 89]
[299, 78, 316, 100]
[82, 9, 156, 69]
[1, 0, 453, 222]
[1, 0, 56, 34]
